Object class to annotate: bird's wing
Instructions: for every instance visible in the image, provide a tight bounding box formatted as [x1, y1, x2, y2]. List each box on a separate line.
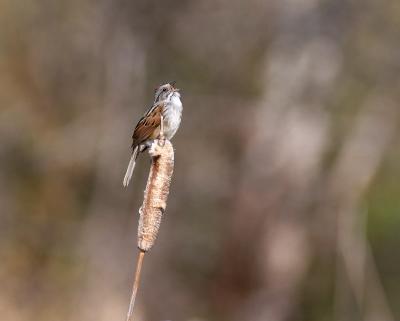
[131, 102, 164, 148]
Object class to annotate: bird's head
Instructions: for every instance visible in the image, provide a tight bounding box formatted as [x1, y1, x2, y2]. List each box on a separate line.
[154, 82, 180, 103]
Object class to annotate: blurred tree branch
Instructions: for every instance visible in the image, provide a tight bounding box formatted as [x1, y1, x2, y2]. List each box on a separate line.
[329, 95, 398, 321]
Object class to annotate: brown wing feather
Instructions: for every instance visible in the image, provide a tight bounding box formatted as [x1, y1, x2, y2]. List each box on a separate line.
[131, 103, 163, 148]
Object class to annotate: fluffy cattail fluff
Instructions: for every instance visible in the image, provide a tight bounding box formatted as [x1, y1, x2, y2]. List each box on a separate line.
[126, 138, 174, 321]
[138, 138, 174, 251]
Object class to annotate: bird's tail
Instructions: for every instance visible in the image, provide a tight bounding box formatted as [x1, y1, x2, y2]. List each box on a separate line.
[123, 146, 139, 187]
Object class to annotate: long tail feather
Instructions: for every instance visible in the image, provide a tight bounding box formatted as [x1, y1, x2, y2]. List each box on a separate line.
[123, 146, 139, 187]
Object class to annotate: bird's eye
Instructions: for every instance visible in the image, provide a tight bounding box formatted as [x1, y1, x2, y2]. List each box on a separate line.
[162, 88, 167, 92]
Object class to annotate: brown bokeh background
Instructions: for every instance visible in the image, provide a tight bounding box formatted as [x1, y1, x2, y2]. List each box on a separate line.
[1, 1, 400, 320]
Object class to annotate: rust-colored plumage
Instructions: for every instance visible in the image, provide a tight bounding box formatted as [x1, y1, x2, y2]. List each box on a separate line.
[131, 103, 164, 148]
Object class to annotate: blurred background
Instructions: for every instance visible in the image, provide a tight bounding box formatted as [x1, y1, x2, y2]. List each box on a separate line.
[1, 0, 400, 320]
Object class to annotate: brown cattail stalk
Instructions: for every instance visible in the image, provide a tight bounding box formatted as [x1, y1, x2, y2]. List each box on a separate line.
[126, 250, 145, 321]
[126, 134, 174, 321]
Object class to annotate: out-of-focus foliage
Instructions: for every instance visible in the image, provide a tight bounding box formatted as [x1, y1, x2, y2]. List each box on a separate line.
[0, 0, 399, 320]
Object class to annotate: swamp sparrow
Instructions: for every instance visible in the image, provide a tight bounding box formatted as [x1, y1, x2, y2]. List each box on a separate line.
[123, 82, 183, 186]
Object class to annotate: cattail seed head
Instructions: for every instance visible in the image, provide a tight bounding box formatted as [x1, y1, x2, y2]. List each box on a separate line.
[137, 139, 174, 251]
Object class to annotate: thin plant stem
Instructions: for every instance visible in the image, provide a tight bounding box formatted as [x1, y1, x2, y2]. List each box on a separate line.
[126, 250, 145, 321]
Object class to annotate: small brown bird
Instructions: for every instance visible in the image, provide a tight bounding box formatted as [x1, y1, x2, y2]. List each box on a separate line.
[123, 82, 183, 186]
